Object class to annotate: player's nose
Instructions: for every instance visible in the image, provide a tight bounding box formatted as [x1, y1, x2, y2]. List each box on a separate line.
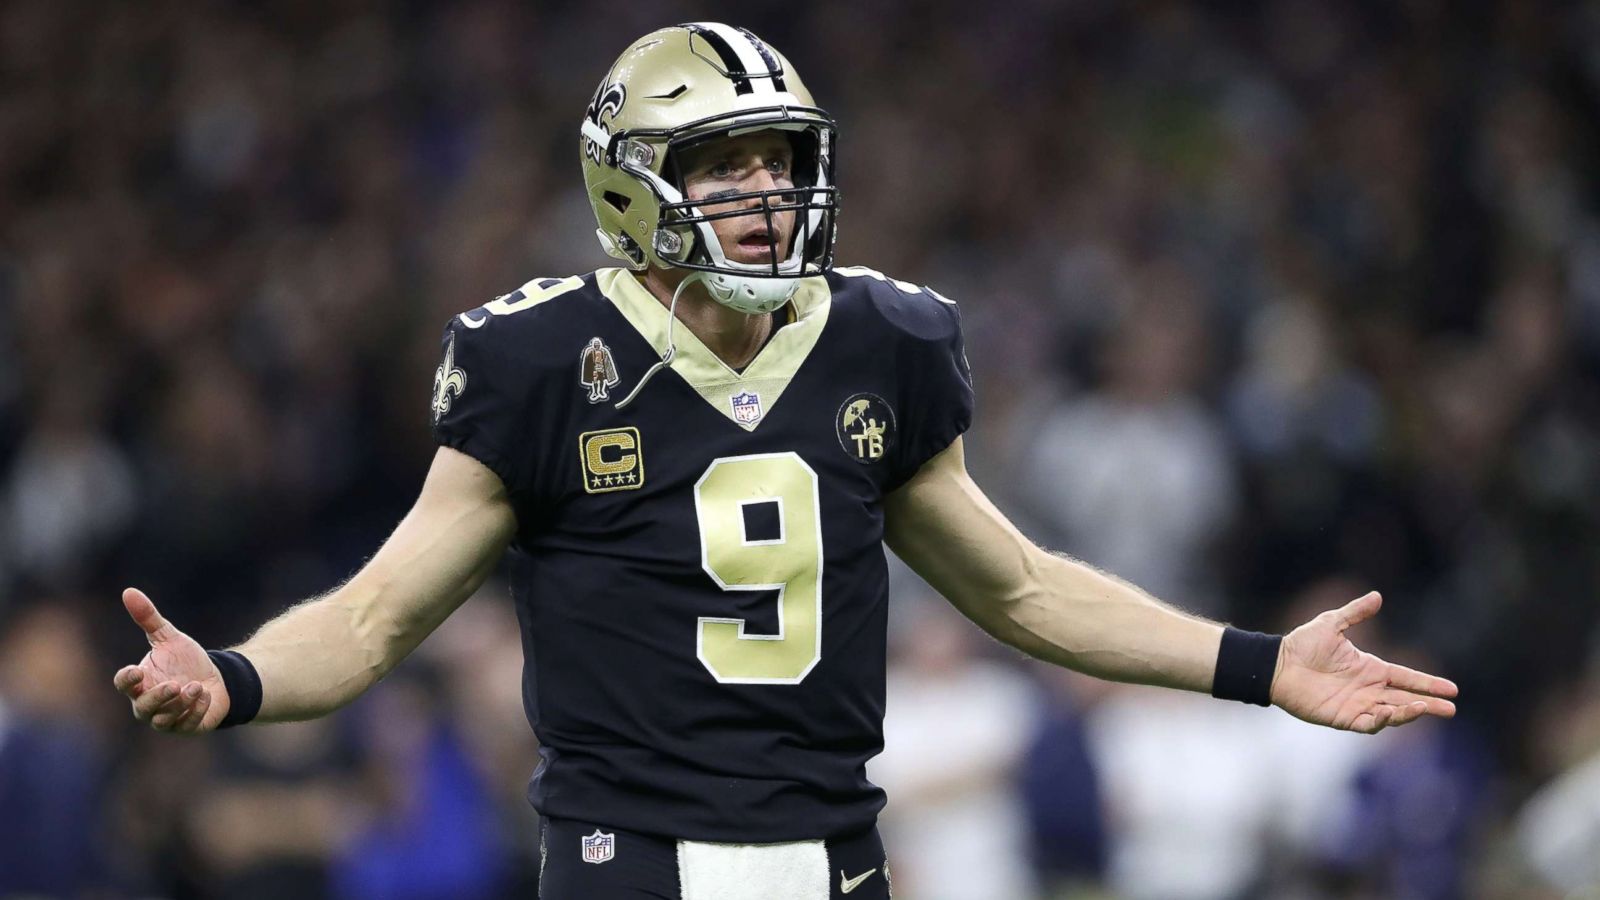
[741, 162, 781, 198]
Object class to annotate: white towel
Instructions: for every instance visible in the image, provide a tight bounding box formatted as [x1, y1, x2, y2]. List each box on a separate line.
[677, 837, 830, 900]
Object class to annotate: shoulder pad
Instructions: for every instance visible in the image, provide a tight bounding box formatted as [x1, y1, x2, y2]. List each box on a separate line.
[445, 273, 606, 371]
[827, 265, 960, 342]
[455, 274, 592, 330]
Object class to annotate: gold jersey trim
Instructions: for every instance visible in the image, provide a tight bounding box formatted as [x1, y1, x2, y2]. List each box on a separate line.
[595, 268, 832, 430]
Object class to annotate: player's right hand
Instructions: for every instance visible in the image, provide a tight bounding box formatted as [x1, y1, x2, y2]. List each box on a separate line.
[113, 588, 230, 734]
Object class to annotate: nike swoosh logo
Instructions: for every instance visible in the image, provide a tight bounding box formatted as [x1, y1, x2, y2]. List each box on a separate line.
[840, 868, 877, 894]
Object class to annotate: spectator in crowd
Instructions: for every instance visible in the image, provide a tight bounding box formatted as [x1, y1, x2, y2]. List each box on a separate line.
[1087, 685, 1276, 899]
[1017, 666, 1110, 897]
[183, 720, 362, 900]
[872, 597, 1039, 900]
[0, 602, 115, 897]
[332, 666, 508, 900]
[1021, 275, 1238, 617]
[1513, 650, 1600, 896]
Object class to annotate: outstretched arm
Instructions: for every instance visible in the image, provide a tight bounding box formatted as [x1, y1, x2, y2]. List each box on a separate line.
[114, 446, 517, 731]
[883, 438, 1457, 733]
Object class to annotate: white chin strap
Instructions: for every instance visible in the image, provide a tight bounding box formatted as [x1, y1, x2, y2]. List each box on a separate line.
[702, 271, 798, 314]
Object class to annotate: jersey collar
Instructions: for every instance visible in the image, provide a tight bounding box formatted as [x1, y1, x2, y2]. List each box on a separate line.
[597, 268, 832, 431]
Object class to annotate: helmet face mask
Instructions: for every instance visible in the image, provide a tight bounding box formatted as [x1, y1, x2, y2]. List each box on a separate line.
[658, 124, 833, 276]
[580, 24, 839, 313]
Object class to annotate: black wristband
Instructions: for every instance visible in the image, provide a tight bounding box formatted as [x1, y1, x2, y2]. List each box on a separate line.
[207, 649, 263, 728]
[1211, 627, 1283, 707]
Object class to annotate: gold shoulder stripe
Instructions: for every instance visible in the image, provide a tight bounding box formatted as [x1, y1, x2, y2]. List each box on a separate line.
[483, 275, 585, 316]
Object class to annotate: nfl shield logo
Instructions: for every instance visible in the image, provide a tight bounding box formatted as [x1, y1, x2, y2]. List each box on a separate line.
[581, 829, 615, 864]
[731, 391, 763, 425]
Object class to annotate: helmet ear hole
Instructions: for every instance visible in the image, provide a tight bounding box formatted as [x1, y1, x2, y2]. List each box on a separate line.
[603, 191, 632, 214]
[615, 233, 646, 265]
[786, 130, 821, 189]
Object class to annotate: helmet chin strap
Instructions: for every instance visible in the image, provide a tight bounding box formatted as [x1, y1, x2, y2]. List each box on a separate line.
[702, 271, 799, 314]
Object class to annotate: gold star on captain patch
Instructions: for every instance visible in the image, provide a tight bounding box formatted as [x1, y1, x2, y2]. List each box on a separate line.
[591, 477, 604, 488]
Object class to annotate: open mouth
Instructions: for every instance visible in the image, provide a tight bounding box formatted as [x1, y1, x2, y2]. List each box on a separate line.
[728, 225, 784, 264]
[737, 226, 776, 253]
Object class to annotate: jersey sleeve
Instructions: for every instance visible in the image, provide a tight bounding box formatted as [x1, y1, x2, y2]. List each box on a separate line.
[887, 289, 975, 488]
[429, 314, 537, 494]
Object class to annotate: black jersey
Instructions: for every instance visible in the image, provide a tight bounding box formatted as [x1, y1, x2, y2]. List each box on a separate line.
[430, 266, 972, 842]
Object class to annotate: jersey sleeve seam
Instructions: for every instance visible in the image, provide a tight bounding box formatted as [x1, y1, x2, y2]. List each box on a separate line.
[435, 428, 520, 496]
[885, 408, 972, 493]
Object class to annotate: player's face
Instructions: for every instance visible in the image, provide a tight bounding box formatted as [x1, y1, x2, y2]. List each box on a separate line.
[677, 131, 798, 268]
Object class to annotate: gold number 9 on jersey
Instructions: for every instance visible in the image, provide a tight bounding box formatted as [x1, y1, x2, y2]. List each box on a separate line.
[693, 453, 823, 684]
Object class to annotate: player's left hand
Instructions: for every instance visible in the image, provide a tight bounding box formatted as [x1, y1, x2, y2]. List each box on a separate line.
[1270, 591, 1458, 734]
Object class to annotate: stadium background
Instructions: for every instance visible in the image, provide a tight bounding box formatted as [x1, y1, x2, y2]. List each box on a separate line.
[2, 0, 1599, 897]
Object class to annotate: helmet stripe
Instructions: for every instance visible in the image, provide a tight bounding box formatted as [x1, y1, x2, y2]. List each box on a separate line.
[683, 23, 753, 95]
[736, 27, 788, 93]
[702, 23, 780, 94]
[687, 22, 783, 95]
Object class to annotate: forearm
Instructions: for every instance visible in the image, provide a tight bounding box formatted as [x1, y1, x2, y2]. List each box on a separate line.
[232, 448, 513, 723]
[885, 439, 1226, 694]
[231, 585, 394, 723]
[972, 552, 1224, 692]
[237, 534, 500, 722]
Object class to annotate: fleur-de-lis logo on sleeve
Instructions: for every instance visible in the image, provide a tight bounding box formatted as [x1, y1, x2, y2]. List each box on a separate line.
[432, 333, 468, 423]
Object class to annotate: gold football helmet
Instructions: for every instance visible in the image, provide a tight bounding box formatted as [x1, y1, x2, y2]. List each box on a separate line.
[580, 23, 839, 314]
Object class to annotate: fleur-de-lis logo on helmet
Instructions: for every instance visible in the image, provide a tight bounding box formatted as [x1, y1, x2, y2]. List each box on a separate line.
[582, 82, 627, 164]
[432, 333, 467, 423]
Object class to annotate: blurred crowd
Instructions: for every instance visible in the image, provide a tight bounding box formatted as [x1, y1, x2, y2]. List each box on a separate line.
[3, 0, 1599, 897]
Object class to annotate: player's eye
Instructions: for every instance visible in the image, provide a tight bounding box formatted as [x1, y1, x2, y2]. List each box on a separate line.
[708, 161, 734, 178]
[766, 158, 789, 176]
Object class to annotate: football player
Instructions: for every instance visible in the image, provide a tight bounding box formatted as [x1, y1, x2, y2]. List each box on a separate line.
[113, 23, 1458, 900]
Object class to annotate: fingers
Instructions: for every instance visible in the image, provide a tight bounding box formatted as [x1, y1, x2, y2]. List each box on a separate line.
[1386, 701, 1430, 729]
[122, 587, 175, 644]
[1351, 705, 1394, 734]
[137, 681, 211, 732]
[177, 683, 213, 733]
[1334, 591, 1383, 631]
[1386, 662, 1459, 698]
[113, 665, 147, 699]
[130, 680, 183, 720]
[152, 683, 211, 733]
[117, 663, 214, 732]
[1379, 688, 1456, 718]
[1351, 697, 1443, 734]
